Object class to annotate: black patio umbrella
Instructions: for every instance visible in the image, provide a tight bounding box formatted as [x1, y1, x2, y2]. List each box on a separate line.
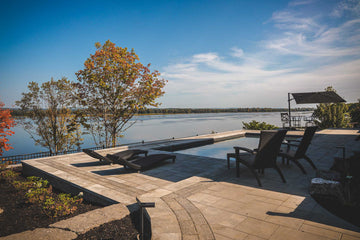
[287, 91, 346, 128]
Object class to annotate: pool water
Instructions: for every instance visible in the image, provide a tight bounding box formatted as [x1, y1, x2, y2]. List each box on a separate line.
[176, 136, 260, 159]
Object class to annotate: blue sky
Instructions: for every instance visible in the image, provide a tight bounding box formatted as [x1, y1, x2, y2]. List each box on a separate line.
[1, 0, 359, 108]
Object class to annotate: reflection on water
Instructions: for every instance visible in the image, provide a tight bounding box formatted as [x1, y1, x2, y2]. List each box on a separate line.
[176, 136, 260, 159]
[3, 112, 310, 157]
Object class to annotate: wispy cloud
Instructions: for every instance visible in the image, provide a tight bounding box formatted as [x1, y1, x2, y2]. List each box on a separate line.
[332, 0, 360, 17]
[230, 47, 244, 58]
[161, 0, 360, 107]
[288, 0, 316, 6]
[270, 10, 323, 33]
[267, 7, 360, 57]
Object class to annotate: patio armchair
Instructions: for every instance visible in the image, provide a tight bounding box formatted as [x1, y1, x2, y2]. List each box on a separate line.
[279, 126, 317, 174]
[227, 130, 288, 187]
[281, 113, 290, 128]
[83, 149, 148, 164]
[106, 153, 176, 172]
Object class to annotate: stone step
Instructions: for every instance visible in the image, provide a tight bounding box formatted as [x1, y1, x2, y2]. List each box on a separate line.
[162, 193, 215, 240]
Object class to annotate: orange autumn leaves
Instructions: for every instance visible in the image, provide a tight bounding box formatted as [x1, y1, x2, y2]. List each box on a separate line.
[0, 101, 16, 156]
[75, 40, 167, 147]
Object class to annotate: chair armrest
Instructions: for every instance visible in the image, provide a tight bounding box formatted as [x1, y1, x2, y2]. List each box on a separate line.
[233, 146, 255, 154]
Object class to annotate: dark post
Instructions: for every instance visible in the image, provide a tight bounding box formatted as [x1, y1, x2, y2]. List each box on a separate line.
[288, 93, 292, 129]
[136, 197, 155, 240]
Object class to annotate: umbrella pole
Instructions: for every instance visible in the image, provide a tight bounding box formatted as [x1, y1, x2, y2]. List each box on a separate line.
[288, 93, 292, 129]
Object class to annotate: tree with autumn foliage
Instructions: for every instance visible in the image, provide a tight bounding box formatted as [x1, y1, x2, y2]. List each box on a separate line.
[0, 100, 16, 156]
[76, 40, 166, 147]
[16, 78, 83, 155]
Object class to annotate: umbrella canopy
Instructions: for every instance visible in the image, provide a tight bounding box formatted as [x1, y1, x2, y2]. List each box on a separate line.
[291, 91, 346, 104]
[285, 91, 346, 128]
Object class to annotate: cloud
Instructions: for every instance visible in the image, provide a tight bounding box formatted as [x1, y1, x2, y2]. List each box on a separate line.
[288, 0, 316, 6]
[266, 6, 360, 57]
[332, 0, 360, 18]
[160, 0, 360, 107]
[271, 10, 322, 33]
[230, 47, 244, 58]
[192, 53, 219, 63]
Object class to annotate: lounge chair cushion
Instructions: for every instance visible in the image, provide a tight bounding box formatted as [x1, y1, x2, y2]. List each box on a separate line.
[112, 149, 148, 160]
[107, 153, 176, 171]
[83, 149, 148, 165]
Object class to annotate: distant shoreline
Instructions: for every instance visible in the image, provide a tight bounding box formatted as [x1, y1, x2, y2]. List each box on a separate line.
[8, 107, 314, 117]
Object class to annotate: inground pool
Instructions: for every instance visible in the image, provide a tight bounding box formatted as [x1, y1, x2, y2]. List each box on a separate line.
[175, 136, 260, 159]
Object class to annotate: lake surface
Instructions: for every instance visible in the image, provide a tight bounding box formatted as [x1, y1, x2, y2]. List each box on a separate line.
[3, 112, 311, 157]
[176, 136, 260, 159]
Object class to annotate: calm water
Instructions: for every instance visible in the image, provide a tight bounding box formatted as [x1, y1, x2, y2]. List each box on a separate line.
[3, 112, 311, 157]
[176, 136, 260, 159]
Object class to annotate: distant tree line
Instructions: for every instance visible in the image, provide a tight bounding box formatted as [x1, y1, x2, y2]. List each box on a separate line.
[8, 107, 314, 116]
[138, 107, 314, 114]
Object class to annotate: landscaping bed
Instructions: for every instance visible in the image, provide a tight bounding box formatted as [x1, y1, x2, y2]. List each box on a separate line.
[75, 217, 139, 240]
[0, 166, 139, 239]
[312, 194, 360, 227]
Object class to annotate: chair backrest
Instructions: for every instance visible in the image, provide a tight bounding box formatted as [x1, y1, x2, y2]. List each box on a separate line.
[281, 113, 289, 122]
[83, 149, 112, 163]
[295, 126, 317, 157]
[253, 129, 287, 169]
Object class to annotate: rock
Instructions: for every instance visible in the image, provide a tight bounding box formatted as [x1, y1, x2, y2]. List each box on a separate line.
[0, 228, 77, 240]
[309, 178, 345, 203]
[50, 203, 129, 234]
[316, 170, 341, 181]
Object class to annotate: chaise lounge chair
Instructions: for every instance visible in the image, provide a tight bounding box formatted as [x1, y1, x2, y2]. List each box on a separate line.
[279, 126, 317, 174]
[83, 149, 148, 164]
[107, 153, 176, 172]
[227, 130, 287, 187]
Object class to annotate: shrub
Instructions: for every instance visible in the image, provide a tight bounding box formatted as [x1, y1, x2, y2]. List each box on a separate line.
[8, 173, 83, 218]
[313, 103, 349, 129]
[26, 187, 52, 204]
[349, 99, 360, 125]
[0, 169, 20, 182]
[1, 166, 84, 218]
[242, 120, 277, 130]
[42, 193, 83, 217]
[312, 86, 350, 129]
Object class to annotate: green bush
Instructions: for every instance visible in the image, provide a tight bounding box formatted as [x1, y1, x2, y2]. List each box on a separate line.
[312, 86, 350, 129]
[349, 99, 360, 125]
[242, 120, 277, 130]
[42, 193, 82, 217]
[0, 167, 84, 218]
[313, 103, 349, 129]
[0, 169, 20, 182]
[26, 187, 51, 204]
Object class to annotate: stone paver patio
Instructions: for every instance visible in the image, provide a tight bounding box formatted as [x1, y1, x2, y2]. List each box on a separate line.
[5, 129, 360, 239]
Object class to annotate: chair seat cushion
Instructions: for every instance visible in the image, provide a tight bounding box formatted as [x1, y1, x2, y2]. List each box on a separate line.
[237, 153, 256, 165]
[131, 154, 175, 170]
